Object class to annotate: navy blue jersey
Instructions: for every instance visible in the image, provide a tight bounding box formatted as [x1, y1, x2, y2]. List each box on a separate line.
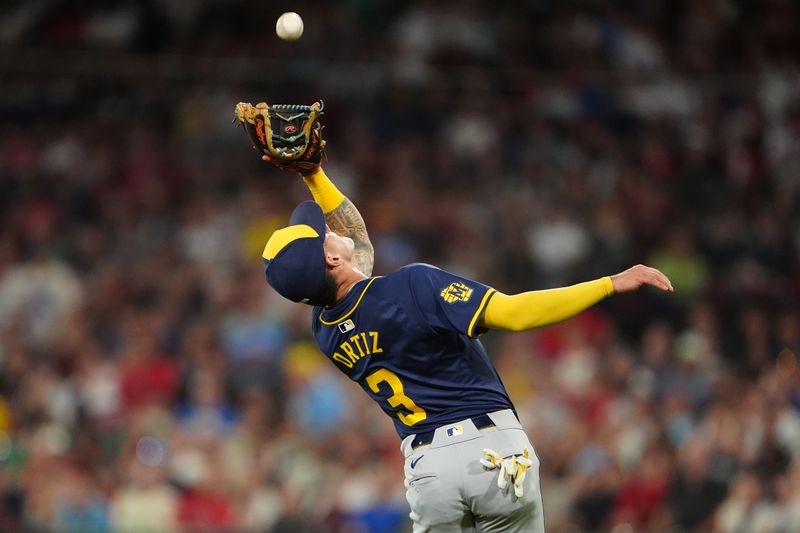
[311, 263, 515, 439]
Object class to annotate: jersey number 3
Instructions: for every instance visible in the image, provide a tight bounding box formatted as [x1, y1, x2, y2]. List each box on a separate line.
[365, 368, 427, 426]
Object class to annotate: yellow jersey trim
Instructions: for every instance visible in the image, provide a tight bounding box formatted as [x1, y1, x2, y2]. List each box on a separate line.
[263, 224, 319, 260]
[467, 288, 496, 337]
[319, 277, 378, 325]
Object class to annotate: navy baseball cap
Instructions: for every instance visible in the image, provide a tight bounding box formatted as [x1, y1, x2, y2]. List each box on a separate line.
[262, 201, 327, 305]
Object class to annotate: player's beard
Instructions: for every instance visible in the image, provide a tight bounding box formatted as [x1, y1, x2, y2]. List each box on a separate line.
[318, 270, 339, 307]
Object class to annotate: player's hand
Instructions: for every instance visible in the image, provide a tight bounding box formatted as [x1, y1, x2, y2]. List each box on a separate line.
[261, 154, 320, 176]
[610, 264, 674, 294]
[235, 100, 326, 174]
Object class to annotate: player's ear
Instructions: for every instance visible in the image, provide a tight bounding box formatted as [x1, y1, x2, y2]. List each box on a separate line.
[325, 252, 341, 269]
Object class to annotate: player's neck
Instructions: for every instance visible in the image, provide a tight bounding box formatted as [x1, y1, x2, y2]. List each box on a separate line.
[335, 269, 369, 303]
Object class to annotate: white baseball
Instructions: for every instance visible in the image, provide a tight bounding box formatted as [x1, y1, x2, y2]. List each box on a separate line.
[276, 12, 304, 41]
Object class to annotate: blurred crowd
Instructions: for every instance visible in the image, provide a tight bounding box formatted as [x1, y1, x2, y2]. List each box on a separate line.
[1, 0, 800, 532]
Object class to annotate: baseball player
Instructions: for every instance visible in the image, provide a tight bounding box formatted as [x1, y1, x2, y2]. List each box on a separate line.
[236, 102, 674, 532]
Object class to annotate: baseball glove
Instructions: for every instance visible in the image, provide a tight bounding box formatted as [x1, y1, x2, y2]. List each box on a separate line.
[234, 100, 326, 173]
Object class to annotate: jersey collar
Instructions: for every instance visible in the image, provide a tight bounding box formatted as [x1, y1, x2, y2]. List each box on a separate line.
[319, 277, 376, 325]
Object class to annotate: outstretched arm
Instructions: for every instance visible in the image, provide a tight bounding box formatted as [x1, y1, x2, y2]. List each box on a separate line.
[480, 264, 673, 332]
[323, 195, 374, 276]
[278, 161, 373, 276]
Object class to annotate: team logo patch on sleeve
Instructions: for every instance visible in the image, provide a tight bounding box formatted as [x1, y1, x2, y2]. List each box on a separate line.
[440, 282, 474, 304]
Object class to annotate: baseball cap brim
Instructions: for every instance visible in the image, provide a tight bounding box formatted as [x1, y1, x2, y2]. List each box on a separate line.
[262, 201, 328, 305]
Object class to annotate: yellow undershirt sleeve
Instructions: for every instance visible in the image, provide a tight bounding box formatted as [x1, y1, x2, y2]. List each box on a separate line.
[482, 277, 614, 332]
[302, 167, 345, 213]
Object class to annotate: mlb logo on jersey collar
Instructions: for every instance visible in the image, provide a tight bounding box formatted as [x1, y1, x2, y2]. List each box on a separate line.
[338, 319, 356, 333]
[446, 425, 463, 438]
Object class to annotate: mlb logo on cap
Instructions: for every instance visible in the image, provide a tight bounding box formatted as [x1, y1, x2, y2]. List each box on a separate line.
[446, 425, 463, 438]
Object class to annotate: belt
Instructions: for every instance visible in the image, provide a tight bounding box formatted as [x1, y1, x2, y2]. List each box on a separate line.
[411, 413, 496, 449]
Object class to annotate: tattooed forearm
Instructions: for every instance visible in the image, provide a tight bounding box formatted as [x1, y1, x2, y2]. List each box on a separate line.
[325, 198, 374, 276]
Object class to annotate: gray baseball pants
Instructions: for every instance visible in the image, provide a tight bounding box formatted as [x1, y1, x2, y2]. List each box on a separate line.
[400, 409, 545, 532]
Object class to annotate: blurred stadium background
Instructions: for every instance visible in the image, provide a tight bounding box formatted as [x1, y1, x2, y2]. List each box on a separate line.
[1, 1, 799, 532]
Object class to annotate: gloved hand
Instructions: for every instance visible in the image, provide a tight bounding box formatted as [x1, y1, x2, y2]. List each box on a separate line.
[480, 448, 532, 498]
[234, 100, 326, 174]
